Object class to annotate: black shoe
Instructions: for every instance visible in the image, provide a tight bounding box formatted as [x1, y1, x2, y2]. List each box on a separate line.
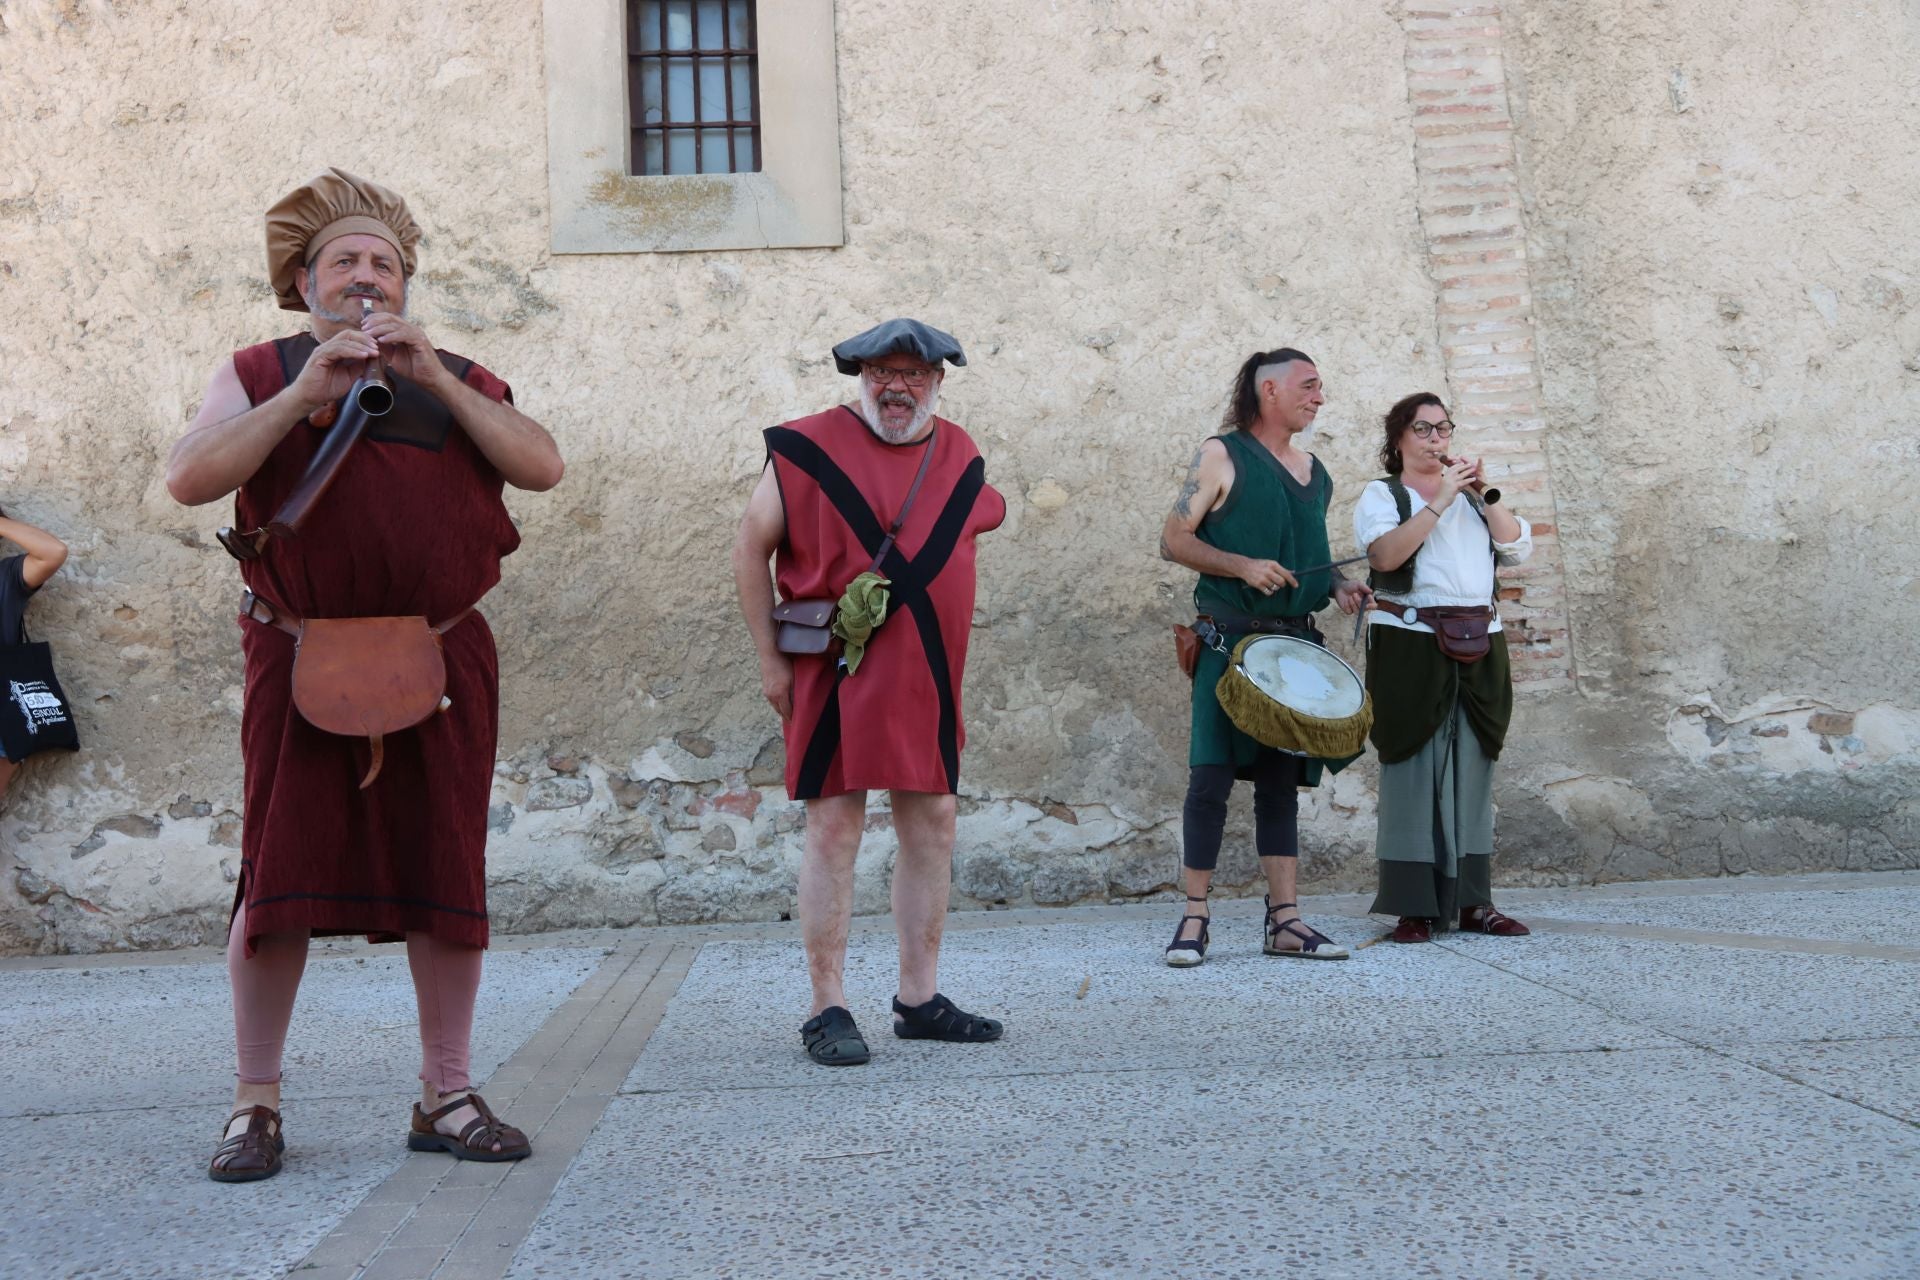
[890, 993, 1004, 1042]
[801, 1005, 871, 1065]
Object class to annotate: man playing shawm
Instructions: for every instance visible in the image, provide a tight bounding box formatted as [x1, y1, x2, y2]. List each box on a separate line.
[166, 168, 563, 1180]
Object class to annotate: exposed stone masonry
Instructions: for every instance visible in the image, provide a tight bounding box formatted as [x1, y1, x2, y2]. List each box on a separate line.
[1403, 3, 1574, 688]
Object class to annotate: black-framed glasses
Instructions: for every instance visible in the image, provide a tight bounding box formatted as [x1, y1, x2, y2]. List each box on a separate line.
[1410, 420, 1456, 439]
[862, 363, 934, 388]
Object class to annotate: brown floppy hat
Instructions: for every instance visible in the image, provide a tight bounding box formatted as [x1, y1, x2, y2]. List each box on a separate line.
[265, 167, 421, 312]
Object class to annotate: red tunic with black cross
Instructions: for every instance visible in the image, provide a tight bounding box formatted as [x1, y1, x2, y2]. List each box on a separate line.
[228, 334, 520, 955]
[766, 406, 1006, 800]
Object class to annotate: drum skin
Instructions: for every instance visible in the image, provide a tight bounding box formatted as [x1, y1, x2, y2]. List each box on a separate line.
[1216, 635, 1373, 758]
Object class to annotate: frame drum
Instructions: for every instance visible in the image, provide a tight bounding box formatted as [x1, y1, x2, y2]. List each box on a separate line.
[1215, 634, 1372, 758]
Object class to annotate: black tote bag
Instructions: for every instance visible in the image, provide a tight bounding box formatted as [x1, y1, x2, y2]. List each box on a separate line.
[0, 623, 81, 760]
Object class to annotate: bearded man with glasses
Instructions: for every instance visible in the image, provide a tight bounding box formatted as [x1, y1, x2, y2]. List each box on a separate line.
[732, 319, 1008, 1066]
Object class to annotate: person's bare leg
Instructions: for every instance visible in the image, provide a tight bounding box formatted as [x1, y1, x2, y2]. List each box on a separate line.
[1175, 865, 1213, 945]
[889, 790, 957, 1011]
[798, 792, 867, 1015]
[0, 758, 17, 807]
[1261, 854, 1301, 939]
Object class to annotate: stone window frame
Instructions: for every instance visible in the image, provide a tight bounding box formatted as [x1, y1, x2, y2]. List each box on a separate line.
[542, 0, 843, 253]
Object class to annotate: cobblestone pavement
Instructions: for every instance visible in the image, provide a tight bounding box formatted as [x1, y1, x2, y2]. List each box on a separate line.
[3, 871, 1917, 1279]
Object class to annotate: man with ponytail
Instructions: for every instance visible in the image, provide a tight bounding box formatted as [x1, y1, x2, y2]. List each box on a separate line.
[1157, 349, 1372, 966]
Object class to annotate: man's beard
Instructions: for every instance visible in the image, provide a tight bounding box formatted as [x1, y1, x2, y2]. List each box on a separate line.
[305, 282, 404, 324]
[857, 381, 939, 445]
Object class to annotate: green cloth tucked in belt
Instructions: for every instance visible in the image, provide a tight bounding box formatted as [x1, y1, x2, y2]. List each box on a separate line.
[1364, 626, 1513, 764]
[831, 571, 891, 675]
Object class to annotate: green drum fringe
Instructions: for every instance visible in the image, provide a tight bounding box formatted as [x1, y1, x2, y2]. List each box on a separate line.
[1215, 635, 1374, 759]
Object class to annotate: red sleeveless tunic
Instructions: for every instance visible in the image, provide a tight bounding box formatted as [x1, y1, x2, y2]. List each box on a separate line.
[766, 407, 1005, 799]
[228, 334, 519, 953]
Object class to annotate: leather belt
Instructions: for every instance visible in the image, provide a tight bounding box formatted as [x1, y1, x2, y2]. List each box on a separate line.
[240, 589, 475, 638]
[1370, 599, 1494, 627]
[1195, 613, 1315, 637]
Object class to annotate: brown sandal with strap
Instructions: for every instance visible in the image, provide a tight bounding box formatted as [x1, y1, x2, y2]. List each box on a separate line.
[408, 1092, 532, 1162]
[208, 1104, 285, 1183]
[1459, 905, 1531, 936]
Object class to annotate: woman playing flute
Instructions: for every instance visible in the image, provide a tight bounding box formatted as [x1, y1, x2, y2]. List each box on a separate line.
[1354, 394, 1534, 942]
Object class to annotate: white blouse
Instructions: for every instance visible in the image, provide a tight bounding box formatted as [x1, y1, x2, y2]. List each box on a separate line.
[1353, 480, 1532, 634]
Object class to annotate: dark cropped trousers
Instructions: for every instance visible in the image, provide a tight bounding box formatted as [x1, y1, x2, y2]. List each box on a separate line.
[1180, 752, 1303, 872]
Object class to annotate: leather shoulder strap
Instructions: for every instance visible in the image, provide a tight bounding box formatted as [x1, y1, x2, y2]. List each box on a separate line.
[1384, 475, 1413, 523]
[868, 427, 939, 572]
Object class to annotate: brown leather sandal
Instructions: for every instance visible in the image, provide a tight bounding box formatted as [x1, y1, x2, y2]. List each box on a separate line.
[1389, 916, 1434, 944]
[1459, 905, 1531, 936]
[208, 1104, 284, 1183]
[408, 1093, 531, 1162]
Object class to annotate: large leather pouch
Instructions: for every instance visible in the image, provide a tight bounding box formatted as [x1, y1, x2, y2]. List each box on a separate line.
[1173, 624, 1201, 680]
[292, 616, 447, 787]
[772, 599, 838, 656]
[1418, 607, 1493, 664]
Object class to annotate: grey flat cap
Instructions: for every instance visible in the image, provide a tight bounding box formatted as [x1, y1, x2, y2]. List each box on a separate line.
[832, 318, 968, 376]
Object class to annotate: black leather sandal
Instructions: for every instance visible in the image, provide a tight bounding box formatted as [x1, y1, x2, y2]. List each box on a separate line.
[1263, 897, 1349, 960]
[891, 993, 1004, 1042]
[1165, 894, 1211, 967]
[801, 1005, 871, 1065]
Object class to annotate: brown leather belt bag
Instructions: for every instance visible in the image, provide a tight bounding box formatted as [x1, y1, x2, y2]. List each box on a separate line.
[1415, 604, 1495, 664]
[772, 599, 840, 656]
[1173, 624, 1202, 679]
[243, 591, 471, 788]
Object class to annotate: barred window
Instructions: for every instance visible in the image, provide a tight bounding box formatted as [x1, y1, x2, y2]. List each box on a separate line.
[628, 0, 761, 176]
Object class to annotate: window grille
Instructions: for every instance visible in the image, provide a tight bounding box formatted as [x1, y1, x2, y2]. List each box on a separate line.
[628, 0, 761, 175]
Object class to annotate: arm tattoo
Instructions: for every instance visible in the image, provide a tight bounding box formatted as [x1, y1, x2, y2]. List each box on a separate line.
[1171, 446, 1205, 519]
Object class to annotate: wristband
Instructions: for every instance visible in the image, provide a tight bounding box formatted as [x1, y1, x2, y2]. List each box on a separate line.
[1425, 504, 1444, 518]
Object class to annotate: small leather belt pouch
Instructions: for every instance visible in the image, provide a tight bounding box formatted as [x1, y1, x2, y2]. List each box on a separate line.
[1173, 624, 1201, 680]
[1415, 605, 1495, 664]
[292, 616, 448, 789]
[772, 599, 839, 656]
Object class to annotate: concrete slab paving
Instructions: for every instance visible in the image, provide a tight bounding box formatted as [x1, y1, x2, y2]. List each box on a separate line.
[0, 946, 606, 1116]
[514, 1048, 1920, 1279]
[1731, 1037, 1920, 1126]
[0, 947, 600, 1280]
[1523, 886, 1920, 948]
[624, 917, 1671, 1095]
[1439, 931, 1920, 1046]
[4, 876, 1919, 1279]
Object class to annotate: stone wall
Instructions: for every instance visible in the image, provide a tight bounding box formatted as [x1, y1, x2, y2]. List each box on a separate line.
[1, 0, 1914, 953]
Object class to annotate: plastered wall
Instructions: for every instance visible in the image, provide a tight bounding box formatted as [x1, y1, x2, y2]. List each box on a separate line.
[0, 0, 1913, 953]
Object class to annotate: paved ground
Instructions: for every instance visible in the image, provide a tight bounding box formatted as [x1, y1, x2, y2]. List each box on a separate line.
[2, 870, 1917, 1280]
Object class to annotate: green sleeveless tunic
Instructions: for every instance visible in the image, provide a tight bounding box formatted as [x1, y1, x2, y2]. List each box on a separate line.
[1188, 431, 1350, 781]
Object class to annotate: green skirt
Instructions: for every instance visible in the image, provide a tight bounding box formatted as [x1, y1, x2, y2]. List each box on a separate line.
[1368, 699, 1497, 921]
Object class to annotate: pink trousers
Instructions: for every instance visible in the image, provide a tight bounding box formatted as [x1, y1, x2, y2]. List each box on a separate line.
[227, 902, 482, 1093]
